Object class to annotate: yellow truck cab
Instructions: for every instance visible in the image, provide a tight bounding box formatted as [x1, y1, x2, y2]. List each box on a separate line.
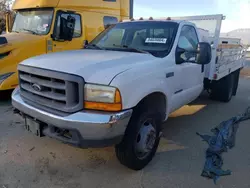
[0, 0, 133, 91]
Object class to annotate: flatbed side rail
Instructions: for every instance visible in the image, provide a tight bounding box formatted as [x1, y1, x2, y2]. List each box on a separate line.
[214, 47, 246, 80]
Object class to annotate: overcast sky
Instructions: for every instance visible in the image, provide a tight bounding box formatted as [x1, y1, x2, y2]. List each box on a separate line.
[134, 0, 250, 32]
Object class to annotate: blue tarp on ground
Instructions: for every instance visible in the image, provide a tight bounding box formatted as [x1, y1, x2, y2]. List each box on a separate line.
[197, 107, 250, 184]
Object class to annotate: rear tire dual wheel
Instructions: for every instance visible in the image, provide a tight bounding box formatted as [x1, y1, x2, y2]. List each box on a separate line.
[115, 109, 161, 170]
[210, 70, 240, 103]
[233, 69, 240, 96]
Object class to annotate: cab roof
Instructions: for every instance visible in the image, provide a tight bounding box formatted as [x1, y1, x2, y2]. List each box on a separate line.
[122, 20, 183, 24]
[12, 0, 123, 11]
[121, 19, 193, 26]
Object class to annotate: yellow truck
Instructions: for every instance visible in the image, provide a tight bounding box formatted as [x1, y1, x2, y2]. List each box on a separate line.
[0, 0, 133, 91]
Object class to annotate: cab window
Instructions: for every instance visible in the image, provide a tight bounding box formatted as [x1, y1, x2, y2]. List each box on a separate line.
[54, 12, 82, 38]
[178, 25, 198, 50]
[177, 25, 199, 62]
[98, 28, 125, 47]
[89, 21, 179, 58]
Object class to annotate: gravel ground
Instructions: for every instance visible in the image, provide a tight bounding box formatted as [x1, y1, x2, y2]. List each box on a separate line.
[0, 72, 250, 188]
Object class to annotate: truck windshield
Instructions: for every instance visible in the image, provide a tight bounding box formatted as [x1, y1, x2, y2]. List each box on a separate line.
[89, 21, 179, 58]
[12, 9, 53, 35]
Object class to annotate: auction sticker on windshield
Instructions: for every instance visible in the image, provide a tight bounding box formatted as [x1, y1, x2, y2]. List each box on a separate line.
[145, 38, 167, 44]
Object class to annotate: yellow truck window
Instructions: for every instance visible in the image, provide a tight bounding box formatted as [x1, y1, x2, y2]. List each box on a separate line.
[12, 9, 53, 35]
[55, 13, 82, 38]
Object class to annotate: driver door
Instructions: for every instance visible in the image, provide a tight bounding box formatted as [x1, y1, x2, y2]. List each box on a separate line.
[176, 25, 204, 105]
[52, 11, 84, 52]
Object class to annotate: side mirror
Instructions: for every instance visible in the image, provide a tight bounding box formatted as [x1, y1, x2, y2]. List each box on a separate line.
[196, 42, 212, 65]
[59, 15, 75, 41]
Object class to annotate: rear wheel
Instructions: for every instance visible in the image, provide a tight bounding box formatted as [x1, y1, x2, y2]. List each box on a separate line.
[115, 110, 161, 170]
[233, 69, 240, 96]
[210, 73, 235, 102]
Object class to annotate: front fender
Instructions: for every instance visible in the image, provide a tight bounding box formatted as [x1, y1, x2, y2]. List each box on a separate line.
[124, 85, 169, 110]
[0, 36, 47, 90]
[0, 47, 20, 90]
[0, 72, 19, 90]
[110, 67, 174, 115]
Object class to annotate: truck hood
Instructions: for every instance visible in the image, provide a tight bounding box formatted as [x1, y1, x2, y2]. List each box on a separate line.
[0, 33, 42, 52]
[20, 49, 156, 85]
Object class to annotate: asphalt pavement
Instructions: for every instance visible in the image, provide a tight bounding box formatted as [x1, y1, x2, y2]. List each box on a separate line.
[0, 72, 249, 188]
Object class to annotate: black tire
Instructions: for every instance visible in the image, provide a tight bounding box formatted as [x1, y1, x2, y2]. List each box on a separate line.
[210, 73, 234, 102]
[233, 69, 240, 96]
[115, 108, 161, 170]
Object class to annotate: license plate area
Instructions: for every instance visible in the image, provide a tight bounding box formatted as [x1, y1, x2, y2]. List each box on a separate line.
[25, 118, 42, 137]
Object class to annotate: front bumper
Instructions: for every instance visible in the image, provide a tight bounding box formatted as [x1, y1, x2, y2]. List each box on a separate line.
[12, 88, 133, 148]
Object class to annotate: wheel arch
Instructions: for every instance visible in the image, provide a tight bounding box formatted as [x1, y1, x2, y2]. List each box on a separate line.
[134, 92, 168, 121]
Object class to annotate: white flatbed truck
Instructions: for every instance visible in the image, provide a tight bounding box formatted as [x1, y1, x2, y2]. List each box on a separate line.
[12, 14, 245, 170]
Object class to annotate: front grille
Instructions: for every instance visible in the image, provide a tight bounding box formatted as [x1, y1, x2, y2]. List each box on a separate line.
[18, 65, 84, 113]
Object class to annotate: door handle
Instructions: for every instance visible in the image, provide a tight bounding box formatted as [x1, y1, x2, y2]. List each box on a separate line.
[166, 72, 174, 78]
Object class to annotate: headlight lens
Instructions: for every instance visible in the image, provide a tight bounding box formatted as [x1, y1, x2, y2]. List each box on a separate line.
[84, 84, 117, 103]
[84, 84, 122, 111]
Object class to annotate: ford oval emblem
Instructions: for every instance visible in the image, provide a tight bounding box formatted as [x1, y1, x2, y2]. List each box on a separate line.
[32, 84, 42, 92]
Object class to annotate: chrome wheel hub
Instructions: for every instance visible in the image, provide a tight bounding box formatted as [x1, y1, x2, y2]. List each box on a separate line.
[135, 120, 156, 159]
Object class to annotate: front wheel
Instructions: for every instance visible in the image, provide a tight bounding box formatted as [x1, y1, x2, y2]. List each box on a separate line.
[115, 110, 161, 170]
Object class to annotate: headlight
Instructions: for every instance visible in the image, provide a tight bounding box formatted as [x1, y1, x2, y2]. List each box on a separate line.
[84, 84, 122, 111]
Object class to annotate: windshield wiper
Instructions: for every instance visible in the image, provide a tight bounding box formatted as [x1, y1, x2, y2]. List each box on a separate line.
[86, 44, 104, 50]
[22, 29, 39, 35]
[113, 44, 151, 55]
